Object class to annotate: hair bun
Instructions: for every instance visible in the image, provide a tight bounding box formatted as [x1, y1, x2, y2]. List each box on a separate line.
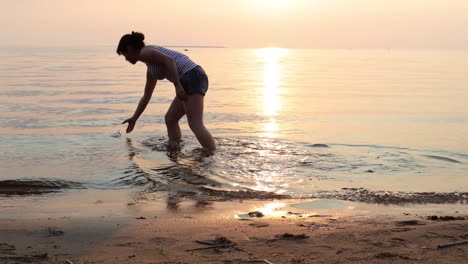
[116, 31, 146, 55]
[131, 31, 145, 42]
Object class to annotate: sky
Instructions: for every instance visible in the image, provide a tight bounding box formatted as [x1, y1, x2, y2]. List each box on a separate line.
[1, 0, 468, 49]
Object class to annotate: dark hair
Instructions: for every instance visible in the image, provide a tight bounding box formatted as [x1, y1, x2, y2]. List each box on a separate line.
[116, 31, 145, 55]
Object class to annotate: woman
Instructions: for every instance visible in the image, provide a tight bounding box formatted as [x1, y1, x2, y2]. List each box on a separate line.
[117, 32, 216, 151]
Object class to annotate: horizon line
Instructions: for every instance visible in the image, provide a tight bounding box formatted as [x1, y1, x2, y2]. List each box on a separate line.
[1, 45, 468, 51]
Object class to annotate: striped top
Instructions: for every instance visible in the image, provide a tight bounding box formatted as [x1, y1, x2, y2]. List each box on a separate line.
[145, 45, 198, 80]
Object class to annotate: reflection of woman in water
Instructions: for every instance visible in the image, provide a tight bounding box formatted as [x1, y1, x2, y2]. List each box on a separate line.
[117, 32, 216, 151]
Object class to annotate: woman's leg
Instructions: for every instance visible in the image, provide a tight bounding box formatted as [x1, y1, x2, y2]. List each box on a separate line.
[165, 97, 185, 141]
[183, 94, 216, 151]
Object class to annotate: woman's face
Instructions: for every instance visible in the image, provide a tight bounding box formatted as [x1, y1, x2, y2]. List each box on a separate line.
[123, 46, 139, 64]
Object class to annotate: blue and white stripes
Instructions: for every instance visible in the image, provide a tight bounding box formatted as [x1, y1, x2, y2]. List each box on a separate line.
[146, 45, 198, 80]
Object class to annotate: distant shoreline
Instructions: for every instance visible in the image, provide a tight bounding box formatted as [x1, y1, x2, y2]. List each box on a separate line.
[162, 45, 226, 48]
[3, 45, 468, 51]
[0, 45, 227, 50]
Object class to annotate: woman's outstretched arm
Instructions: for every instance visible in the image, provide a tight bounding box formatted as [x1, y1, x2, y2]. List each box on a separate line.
[122, 70, 157, 133]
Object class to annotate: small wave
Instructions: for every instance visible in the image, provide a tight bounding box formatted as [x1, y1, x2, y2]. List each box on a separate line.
[108, 164, 162, 189]
[117, 136, 468, 203]
[110, 166, 286, 201]
[141, 136, 177, 151]
[294, 188, 468, 205]
[309, 143, 330, 148]
[0, 178, 85, 195]
[173, 186, 289, 201]
[422, 155, 462, 164]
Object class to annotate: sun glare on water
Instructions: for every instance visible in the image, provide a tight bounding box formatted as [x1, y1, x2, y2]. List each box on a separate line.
[255, 48, 287, 138]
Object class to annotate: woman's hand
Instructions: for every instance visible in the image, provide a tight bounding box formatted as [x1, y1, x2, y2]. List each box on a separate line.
[175, 83, 187, 101]
[122, 117, 137, 133]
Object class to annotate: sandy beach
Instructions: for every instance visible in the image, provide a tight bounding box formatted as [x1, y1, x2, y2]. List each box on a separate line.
[1, 194, 467, 264]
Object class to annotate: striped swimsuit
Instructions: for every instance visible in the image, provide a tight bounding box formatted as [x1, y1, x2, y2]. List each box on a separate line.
[145, 45, 198, 80]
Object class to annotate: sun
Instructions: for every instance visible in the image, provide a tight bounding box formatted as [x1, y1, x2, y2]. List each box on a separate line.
[254, 0, 290, 11]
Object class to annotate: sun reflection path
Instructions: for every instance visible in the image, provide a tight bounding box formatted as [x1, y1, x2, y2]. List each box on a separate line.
[255, 48, 287, 138]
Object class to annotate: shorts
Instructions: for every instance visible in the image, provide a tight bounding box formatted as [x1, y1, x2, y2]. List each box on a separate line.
[179, 66, 209, 96]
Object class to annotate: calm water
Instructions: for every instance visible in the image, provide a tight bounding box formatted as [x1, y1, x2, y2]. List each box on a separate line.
[1, 47, 467, 202]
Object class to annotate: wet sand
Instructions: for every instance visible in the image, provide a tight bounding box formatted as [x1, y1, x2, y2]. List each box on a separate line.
[1, 193, 467, 263]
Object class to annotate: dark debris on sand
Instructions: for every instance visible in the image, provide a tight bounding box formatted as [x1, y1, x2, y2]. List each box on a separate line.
[274, 233, 309, 240]
[45, 227, 64, 237]
[395, 220, 425, 226]
[0, 253, 48, 263]
[188, 236, 237, 252]
[248, 222, 269, 228]
[374, 252, 411, 260]
[427, 215, 467, 221]
[247, 211, 264, 218]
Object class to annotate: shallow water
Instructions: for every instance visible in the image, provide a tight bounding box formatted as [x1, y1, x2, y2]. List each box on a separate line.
[0, 47, 467, 203]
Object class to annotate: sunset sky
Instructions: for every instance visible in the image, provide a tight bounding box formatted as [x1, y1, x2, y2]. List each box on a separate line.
[1, 0, 467, 49]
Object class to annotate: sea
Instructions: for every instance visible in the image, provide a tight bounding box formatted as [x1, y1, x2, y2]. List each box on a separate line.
[1, 47, 467, 206]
